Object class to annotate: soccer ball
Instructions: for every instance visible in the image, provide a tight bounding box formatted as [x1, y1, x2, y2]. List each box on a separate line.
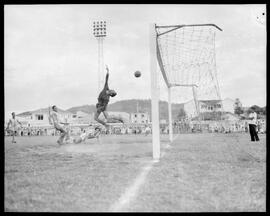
[134, 71, 141, 78]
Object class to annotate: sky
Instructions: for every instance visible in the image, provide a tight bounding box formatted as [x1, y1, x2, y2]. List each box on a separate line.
[4, 4, 266, 120]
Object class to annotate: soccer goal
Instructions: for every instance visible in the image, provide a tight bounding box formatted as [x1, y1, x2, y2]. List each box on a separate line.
[149, 23, 223, 159]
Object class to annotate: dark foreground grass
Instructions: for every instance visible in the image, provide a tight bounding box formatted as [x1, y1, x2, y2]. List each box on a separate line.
[5, 133, 266, 212]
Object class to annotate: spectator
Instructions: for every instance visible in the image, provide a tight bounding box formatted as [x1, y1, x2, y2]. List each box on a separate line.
[6, 112, 22, 143]
[247, 108, 259, 142]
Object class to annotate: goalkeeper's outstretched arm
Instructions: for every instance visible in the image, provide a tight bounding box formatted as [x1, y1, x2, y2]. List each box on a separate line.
[103, 65, 109, 90]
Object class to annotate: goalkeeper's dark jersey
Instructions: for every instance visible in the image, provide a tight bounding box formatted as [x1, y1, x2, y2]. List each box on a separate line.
[96, 73, 110, 110]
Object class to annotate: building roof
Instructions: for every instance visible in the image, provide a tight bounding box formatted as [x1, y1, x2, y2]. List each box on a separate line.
[199, 99, 222, 103]
[17, 107, 73, 116]
[17, 111, 32, 117]
[184, 98, 233, 105]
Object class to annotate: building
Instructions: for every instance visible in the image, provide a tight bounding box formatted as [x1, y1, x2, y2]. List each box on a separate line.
[70, 111, 92, 125]
[222, 98, 235, 113]
[97, 111, 130, 123]
[184, 98, 235, 119]
[13, 108, 132, 127]
[130, 112, 150, 124]
[16, 108, 74, 127]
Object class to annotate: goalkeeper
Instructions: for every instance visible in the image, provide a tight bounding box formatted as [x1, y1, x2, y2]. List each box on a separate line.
[94, 65, 124, 129]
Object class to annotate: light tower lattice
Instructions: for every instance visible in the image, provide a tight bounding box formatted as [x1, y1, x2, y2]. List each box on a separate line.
[93, 21, 107, 93]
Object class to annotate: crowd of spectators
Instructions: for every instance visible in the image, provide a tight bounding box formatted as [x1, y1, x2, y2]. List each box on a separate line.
[5, 119, 266, 137]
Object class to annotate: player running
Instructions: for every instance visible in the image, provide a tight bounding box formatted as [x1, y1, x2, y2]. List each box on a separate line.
[49, 105, 69, 145]
[94, 65, 124, 129]
[6, 112, 22, 143]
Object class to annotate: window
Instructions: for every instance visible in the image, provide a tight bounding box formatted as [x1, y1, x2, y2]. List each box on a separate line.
[36, 114, 43, 120]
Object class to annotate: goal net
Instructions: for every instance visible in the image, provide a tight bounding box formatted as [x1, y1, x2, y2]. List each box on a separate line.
[150, 24, 223, 159]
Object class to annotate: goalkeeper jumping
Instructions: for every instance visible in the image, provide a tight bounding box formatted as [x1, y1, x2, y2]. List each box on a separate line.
[94, 65, 124, 129]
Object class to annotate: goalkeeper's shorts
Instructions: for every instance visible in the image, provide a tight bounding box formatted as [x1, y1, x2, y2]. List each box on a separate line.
[96, 103, 107, 112]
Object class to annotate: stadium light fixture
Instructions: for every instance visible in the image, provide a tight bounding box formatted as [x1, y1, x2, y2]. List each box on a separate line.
[93, 21, 107, 37]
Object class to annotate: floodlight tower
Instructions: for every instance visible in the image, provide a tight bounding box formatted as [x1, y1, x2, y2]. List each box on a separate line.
[93, 21, 107, 92]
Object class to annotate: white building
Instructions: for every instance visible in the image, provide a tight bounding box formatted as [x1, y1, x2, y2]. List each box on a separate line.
[98, 111, 130, 123]
[14, 108, 132, 127]
[70, 111, 92, 125]
[130, 112, 150, 124]
[16, 108, 74, 127]
[222, 98, 235, 113]
[184, 98, 235, 119]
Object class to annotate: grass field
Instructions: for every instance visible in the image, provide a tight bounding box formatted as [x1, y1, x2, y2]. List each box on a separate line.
[5, 133, 266, 212]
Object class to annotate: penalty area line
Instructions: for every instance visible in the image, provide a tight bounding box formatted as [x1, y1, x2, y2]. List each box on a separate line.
[109, 160, 154, 212]
[109, 135, 179, 212]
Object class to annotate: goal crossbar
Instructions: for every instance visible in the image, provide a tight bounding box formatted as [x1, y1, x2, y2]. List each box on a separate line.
[156, 24, 222, 37]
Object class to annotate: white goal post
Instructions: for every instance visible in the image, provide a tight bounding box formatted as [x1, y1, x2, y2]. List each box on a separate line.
[150, 23, 223, 160]
[149, 24, 160, 160]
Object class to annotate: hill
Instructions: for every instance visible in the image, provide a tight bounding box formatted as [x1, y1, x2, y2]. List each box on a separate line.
[66, 99, 184, 121]
[66, 104, 96, 114]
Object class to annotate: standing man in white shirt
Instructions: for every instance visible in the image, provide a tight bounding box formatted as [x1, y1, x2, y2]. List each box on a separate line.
[6, 112, 22, 143]
[48, 105, 69, 145]
[247, 108, 260, 142]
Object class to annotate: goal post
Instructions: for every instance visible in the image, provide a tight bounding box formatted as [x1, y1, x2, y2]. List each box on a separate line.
[150, 23, 223, 158]
[149, 23, 160, 160]
[168, 86, 173, 142]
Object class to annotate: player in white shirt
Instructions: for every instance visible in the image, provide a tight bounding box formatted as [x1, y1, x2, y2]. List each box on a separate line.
[247, 108, 259, 142]
[49, 105, 69, 145]
[6, 112, 22, 143]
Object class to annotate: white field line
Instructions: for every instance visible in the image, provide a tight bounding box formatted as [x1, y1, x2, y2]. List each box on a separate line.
[109, 161, 154, 212]
[109, 134, 179, 212]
